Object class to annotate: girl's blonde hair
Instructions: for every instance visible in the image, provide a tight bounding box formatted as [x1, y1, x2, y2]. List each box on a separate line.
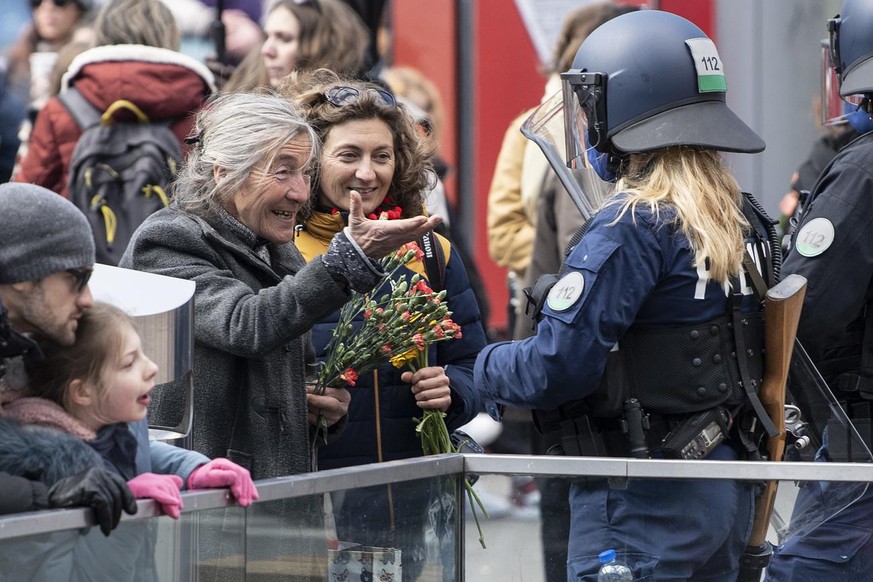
[26, 302, 137, 415]
[613, 147, 748, 284]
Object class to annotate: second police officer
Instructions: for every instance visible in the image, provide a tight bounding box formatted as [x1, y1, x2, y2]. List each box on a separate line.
[766, 0, 873, 579]
[474, 9, 779, 580]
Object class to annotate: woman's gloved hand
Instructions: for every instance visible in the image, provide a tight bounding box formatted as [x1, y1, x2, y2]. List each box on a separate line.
[127, 473, 184, 519]
[48, 466, 138, 536]
[186, 458, 259, 507]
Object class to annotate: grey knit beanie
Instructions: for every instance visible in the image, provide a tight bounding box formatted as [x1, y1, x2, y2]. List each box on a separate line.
[0, 183, 95, 284]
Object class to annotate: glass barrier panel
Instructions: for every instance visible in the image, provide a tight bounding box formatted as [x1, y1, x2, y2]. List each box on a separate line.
[4, 455, 873, 582]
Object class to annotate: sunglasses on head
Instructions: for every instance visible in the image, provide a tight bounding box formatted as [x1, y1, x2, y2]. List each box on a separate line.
[66, 267, 93, 294]
[30, 0, 77, 8]
[323, 86, 397, 108]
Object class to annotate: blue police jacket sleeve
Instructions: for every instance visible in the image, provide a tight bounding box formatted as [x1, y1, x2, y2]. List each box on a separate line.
[782, 149, 873, 360]
[475, 204, 664, 414]
[438, 245, 488, 429]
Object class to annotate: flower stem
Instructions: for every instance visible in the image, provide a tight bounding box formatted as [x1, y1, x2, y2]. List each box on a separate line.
[464, 478, 488, 549]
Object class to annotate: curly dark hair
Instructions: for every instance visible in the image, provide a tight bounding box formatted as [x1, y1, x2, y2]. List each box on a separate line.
[279, 69, 437, 219]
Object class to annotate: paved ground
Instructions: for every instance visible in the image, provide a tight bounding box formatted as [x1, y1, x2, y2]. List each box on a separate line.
[464, 475, 547, 581]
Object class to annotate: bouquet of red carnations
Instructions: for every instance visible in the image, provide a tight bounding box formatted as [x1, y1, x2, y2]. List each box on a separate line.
[311, 241, 489, 547]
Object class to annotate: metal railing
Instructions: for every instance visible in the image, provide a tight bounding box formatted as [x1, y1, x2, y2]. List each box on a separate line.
[2, 453, 870, 541]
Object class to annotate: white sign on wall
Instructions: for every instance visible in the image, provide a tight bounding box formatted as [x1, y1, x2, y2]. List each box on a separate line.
[513, 0, 605, 66]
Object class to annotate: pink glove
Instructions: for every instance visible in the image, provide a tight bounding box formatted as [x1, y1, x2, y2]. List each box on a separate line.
[127, 473, 184, 519]
[187, 458, 259, 507]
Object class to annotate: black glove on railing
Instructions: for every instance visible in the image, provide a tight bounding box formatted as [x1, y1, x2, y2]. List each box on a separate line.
[47, 467, 138, 536]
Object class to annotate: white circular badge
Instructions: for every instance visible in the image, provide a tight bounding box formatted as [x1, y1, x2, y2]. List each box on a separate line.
[794, 217, 835, 258]
[546, 271, 585, 312]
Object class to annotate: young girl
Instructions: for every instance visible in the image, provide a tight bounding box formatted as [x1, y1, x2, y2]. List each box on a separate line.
[14, 301, 258, 517]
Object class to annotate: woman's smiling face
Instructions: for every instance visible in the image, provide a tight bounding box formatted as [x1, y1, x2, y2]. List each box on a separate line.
[224, 135, 313, 243]
[317, 118, 395, 216]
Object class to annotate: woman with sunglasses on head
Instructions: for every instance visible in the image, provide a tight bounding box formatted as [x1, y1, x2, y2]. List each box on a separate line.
[223, 0, 369, 93]
[283, 69, 487, 580]
[118, 90, 441, 578]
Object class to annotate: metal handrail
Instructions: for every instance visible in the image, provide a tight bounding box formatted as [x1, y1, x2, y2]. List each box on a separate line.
[1, 453, 870, 540]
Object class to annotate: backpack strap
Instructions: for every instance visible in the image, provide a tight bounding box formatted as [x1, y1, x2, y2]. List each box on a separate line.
[57, 87, 101, 131]
[419, 230, 446, 292]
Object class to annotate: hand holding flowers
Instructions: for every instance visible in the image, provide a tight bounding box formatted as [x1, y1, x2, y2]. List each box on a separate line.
[305, 385, 351, 429]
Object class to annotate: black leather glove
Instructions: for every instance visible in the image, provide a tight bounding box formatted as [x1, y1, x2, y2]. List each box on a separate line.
[47, 467, 138, 536]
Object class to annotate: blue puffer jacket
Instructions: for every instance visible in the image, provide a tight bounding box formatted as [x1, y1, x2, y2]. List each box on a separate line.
[296, 211, 487, 470]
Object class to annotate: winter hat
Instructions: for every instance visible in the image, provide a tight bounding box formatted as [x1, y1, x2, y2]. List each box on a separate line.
[0, 183, 95, 284]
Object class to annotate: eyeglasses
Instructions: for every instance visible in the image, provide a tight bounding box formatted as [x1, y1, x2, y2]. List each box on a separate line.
[323, 86, 397, 109]
[66, 268, 93, 294]
[30, 0, 76, 9]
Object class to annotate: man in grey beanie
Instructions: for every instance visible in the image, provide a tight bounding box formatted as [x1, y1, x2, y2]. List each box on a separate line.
[0, 182, 95, 347]
[0, 182, 137, 533]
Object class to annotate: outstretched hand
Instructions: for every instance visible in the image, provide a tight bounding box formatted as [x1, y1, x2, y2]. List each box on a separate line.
[347, 190, 442, 259]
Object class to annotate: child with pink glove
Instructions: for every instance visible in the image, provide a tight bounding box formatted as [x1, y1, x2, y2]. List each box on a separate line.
[16, 301, 259, 519]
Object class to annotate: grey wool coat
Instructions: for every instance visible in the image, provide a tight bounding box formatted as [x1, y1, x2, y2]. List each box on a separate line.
[120, 205, 351, 481]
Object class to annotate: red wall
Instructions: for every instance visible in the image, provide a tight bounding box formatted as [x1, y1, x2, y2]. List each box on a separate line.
[392, 1, 459, 207]
[660, 0, 715, 40]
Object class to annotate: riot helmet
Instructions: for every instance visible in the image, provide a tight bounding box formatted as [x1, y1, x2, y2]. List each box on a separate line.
[828, 0, 873, 97]
[561, 9, 764, 173]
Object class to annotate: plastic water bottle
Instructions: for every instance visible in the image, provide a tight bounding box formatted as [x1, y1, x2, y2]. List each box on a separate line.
[597, 549, 633, 581]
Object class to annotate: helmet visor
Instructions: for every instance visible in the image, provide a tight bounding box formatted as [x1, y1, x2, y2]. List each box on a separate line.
[560, 71, 608, 169]
[522, 88, 614, 221]
[821, 40, 864, 127]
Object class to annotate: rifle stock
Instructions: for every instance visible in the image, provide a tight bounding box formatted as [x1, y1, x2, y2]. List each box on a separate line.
[738, 274, 807, 581]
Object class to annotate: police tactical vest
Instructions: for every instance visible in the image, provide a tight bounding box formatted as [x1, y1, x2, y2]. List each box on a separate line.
[530, 192, 780, 459]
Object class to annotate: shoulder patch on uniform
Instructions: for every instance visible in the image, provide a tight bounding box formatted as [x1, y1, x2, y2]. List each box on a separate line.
[794, 217, 835, 258]
[546, 271, 585, 312]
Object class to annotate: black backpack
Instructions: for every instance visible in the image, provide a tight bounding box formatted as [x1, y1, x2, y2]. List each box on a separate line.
[59, 87, 181, 265]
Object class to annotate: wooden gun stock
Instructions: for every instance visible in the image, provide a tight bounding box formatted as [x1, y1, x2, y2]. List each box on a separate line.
[739, 274, 807, 580]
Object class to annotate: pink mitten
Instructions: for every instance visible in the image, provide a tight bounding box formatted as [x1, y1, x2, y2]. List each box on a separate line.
[187, 458, 259, 507]
[127, 473, 184, 519]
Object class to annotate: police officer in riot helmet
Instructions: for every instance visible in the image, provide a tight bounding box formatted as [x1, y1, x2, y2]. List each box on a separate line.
[765, 0, 873, 579]
[474, 10, 778, 580]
